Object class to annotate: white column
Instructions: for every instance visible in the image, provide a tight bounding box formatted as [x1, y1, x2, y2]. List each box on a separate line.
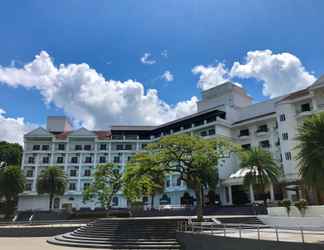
[249, 184, 255, 203]
[228, 185, 233, 205]
[269, 183, 275, 202]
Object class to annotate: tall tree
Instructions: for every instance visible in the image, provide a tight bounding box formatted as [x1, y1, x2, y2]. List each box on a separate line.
[0, 141, 23, 166]
[296, 112, 324, 204]
[124, 152, 165, 209]
[240, 147, 281, 206]
[36, 166, 67, 211]
[129, 134, 238, 221]
[83, 163, 123, 209]
[0, 165, 25, 218]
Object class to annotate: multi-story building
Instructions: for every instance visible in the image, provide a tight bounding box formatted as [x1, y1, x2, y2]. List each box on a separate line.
[18, 76, 324, 211]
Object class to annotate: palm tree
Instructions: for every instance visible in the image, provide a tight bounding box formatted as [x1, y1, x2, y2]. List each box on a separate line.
[296, 112, 324, 204]
[36, 166, 67, 211]
[0, 165, 25, 218]
[240, 147, 281, 206]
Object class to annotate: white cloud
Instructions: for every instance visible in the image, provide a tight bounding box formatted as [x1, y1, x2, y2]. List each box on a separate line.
[192, 63, 230, 90]
[0, 51, 197, 129]
[230, 50, 316, 97]
[0, 109, 36, 145]
[161, 50, 168, 58]
[161, 70, 174, 82]
[140, 53, 156, 65]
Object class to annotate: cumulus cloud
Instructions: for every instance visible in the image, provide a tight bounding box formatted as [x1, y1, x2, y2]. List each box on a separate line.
[192, 63, 230, 90]
[140, 53, 156, 65]
[161, 70, 174, 82]
[230, 50, 316, 97]
[0, 109, 36, 145]
[0, 51, 197, 129]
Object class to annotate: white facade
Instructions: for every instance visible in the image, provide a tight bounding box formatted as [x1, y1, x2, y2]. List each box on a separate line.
[18, 77, 324, 211]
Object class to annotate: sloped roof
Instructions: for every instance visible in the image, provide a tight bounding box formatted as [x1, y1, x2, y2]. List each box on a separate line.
[25, 127, 54, 137]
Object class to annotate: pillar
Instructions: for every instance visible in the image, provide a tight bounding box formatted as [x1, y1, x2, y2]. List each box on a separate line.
[249, 184, 255, 203]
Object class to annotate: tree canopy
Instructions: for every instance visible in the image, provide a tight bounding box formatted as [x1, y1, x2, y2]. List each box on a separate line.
[0, 141, 23, 166]
[83, 163, 123, 209]
[36, 166, 67, 211]
[296, 112, 324, 204]
[0, 165, 25, 217]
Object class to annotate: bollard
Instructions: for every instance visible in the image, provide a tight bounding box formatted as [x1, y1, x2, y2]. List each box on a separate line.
[239, 225, 242, 239]
[275, 226, 279, 242]
[223, 224, 226, 237]
[257, 225, 260, 240]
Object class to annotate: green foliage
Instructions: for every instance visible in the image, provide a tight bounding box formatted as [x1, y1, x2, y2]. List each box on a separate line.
[294, 199, 308, 217]
[279, 199, 292, 216]
[296, 112, 324, 203]
[240, 147, 282, 205]
[36, 166, 67, 211]
[0, 165, 25, 217]
[0, 141, 23, 165]
[83, 163, 123, 209]
[124, 152, 165, 208]
[128, 134, 239, 220]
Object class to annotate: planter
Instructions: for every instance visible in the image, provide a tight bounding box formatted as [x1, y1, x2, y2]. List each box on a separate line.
[267, 205, 324, 217]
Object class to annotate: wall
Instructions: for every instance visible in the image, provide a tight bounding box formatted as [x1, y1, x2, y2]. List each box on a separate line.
[267, 206, 324, 217]
[176, 232, 324, 250]
[258, 215, 324, 229]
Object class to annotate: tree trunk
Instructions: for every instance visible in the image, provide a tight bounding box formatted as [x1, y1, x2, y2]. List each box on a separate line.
[151, 194, 155, 210]
[262, 184, 268, 208]
[49, 193, 53, 211]
[316, 188, 322, 205]
[195, 187, 203, 222]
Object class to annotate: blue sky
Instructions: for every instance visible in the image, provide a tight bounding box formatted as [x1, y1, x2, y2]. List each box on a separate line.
[0, 0, 323, 143]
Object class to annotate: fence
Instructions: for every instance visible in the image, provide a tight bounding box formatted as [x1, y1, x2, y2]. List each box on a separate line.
[177, 220, 324, 244]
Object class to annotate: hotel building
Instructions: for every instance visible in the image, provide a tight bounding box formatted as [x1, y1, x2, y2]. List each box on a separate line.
[18, 76, 324, 211]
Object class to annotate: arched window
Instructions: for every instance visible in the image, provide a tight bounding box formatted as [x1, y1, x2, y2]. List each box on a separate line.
[112, 196, 119, 206]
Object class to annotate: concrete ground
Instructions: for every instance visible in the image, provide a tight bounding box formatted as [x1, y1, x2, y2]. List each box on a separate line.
[0, 237, 106, 250]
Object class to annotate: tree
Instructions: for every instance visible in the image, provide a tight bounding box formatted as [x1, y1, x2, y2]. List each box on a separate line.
[0, 165, 25, 218]
[36, 166, 67, 211]
[240, 147, 281, 206]
[129, 134, 238, 221]
[296, 112, 324, 204]
[83, 163, 123, 210]
[124, 152, 165, 209]
[0, 141, 23, 166]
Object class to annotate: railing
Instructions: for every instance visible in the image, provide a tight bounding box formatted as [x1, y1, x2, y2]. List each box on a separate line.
[177, 220, 324, 244]
[0, 219, 89, 227]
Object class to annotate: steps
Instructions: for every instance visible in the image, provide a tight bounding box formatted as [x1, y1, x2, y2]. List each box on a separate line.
[216, 216, 264, 225]
[47, 218, 182, 249]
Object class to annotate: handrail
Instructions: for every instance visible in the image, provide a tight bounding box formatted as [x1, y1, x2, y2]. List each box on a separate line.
[0, 219, 90, 227]
[177, 219, 324, 244]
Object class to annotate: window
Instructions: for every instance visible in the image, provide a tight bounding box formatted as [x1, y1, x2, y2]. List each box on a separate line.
[69, 183, 76, 191]
[42, 145, 49, 151]
[112, 197, 119, 206]
[125, 144, 132, 150]
[71, 157, 78, 163]
[200, 131, 207, 137]
[57, 157, 64, 164]
[26, 170, 34, 177]
[239, 129, 249, 137]
[259, 140, 270, 148]
[256, 124, 268, 133]
[113, 168, 120, 175]
[166, 178, 171, 188]
[83, 183, 90, 190]
[141, 143, 147, 149]
[280, 154, 283, 162]
[84, 156, 92, 163]
[84, 169, 91, 177]
[100, 144, 107, 150]
[70, 169, 77, 177]
[58, 144, 65, 151]
[279, 114, 286, 122]
[285, 152, 292, 161]
[301, 103, 311, 112]
[42, 157, 49, 164]
[208, 128, 215, 136]
[75, 145, 82, 151]
[25, 183, 32, 191]
[113, 156, 120, 163]
[33, 145, 40, 151]
[99, 156, 106, 163]
[176, 177, 181, 186]
[84, 145, 91, 151]
[28, 157, 35, 164]
[241, 144, 251, 150]
[282, 133, 289, 140]
[116, 144, 123, 150]
[127, 156, 132, 162]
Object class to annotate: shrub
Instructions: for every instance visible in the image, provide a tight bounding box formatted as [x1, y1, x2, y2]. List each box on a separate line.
[279, 199, 291, 216]
[294, 199, 308, 217]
